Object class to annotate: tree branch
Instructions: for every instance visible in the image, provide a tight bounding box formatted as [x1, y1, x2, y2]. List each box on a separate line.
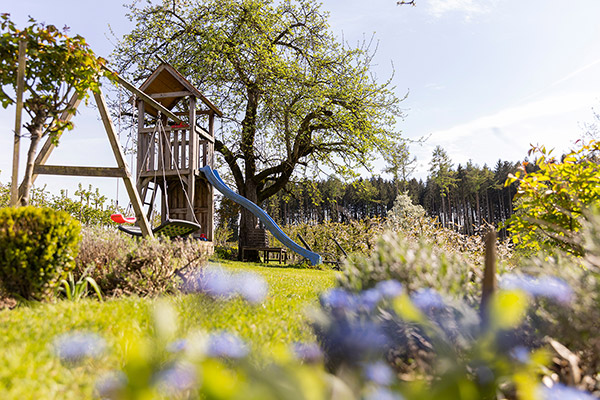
[215, 138, 245, 190]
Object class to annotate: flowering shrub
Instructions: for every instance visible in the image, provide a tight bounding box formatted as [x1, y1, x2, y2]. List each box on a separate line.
[75, 227, 208, 297]
[338, 231, 486, 305]
[509, 209, 600, 391]
[52, 276, 598, 400]
[386, 191, 426, 234]
[313, 274, 598, 399]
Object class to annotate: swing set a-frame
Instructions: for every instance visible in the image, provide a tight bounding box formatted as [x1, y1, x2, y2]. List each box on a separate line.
[11, 61, 220, 241]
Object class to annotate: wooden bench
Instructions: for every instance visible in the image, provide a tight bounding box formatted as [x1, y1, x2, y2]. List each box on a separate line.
[242, 247, 287, 264]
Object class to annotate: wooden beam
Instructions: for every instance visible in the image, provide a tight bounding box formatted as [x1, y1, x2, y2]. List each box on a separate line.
[94, 88, 154, 239]
[150, 91, 192, 99]
[195, 126, 214, 143]
[174, 109, 213, 116]
[104, 67, 183, 124]
[33, 165, 126, 178]
[139, 126, 213, 143]
[10, 39, 27, 207]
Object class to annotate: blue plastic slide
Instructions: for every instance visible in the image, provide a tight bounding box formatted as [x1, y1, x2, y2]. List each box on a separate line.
[201, 166, 322, 266]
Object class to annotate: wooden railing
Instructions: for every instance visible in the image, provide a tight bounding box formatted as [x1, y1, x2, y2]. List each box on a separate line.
[138, 126, 213, 174]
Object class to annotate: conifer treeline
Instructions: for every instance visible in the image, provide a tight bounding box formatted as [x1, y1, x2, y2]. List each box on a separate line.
[250, 158, 522, 237]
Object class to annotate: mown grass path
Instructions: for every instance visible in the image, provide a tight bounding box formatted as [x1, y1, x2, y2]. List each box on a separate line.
[0, 260, 336, 399]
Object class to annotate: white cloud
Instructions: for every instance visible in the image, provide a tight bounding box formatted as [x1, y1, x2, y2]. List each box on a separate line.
[429, 92, 596, 144]
[550, 58, 600, 88]
[404, 91, 598, 179]
[426, 0, 498, 19]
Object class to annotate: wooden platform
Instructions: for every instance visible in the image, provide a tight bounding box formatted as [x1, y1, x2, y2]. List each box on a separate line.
[242, 247, 287, 264]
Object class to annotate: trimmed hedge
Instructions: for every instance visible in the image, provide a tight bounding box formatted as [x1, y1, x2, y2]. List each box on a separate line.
[0, 206, 81, 300]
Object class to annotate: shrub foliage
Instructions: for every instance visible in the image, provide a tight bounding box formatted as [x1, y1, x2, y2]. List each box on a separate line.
[75, 227, 208, 297]
[0, 206, 80, 300]
[506, 139, 600, 255]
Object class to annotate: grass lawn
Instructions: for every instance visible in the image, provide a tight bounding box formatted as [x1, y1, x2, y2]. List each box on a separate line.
[0, 260, 336, 399]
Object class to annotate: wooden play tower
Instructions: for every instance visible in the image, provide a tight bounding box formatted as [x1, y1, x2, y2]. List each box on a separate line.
[134, 63, 222, 240]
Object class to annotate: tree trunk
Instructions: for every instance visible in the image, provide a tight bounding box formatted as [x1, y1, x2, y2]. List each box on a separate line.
[440, 194, 446, 228]
[475, 191, 481, 227]
[238, 179, 260, 261]
[20, 122, 44, 206]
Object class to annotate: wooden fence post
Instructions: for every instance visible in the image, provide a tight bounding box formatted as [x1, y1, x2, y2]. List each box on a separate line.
[480, 229, 497, 327]
[10, 39, 27, 207]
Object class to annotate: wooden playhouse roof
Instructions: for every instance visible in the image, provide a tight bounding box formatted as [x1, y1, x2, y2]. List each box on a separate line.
[138, 63, 223, 117]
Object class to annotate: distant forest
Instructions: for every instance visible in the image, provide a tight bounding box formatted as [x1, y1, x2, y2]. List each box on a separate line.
[217, 157, 537, 239]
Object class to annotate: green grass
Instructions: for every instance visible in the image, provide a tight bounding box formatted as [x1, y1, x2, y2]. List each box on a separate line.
[0, 260, 336, 399]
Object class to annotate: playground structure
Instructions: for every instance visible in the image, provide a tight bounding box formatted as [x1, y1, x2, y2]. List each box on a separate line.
[119, 63, 222, 240]
[11, 58, 322, 265]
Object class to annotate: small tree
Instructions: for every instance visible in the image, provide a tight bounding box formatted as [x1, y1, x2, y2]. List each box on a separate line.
[506, 140, 600, 256]
[383, 141, 416, 193]
[429, 146, 457, 228]
[0, 14, 107, 205]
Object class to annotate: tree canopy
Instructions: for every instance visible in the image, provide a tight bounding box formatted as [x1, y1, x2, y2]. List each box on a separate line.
[0, 14, 107, 205]
[114, 0, 405, 249]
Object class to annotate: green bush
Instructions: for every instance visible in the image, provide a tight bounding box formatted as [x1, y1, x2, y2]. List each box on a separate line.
[75, 227, 208, 297]
[0, 206, 81, 300]
[338, 230, 487, 305]
[506, 139, 600, 256]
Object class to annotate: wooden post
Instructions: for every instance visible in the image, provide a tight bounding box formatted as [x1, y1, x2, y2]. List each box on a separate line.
[187, 97, 197, 222]
[480, 229, 497, 327]
[10, 39, 27, 207]
[93, 88, 153, 238]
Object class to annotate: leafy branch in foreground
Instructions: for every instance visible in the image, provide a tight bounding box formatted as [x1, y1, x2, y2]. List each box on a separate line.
[0, 14, 109, 205]
[505, 139, 600, 256]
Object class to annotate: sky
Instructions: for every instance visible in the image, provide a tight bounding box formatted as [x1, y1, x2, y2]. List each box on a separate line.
[1, 0, 600, 204]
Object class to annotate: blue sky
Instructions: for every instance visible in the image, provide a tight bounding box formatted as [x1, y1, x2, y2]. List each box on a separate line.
[2, 0, 600, 202]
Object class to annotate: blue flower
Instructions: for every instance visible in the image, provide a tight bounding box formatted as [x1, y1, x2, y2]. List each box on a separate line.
[364, 386, 404, 400]
[410, 288, 444, 311]
[293, 342, 323, 363]
[375, 280, 404, 299]
[206, 332, 248, 359]
[53, 331, 106, 364]
[509, 346, 530, 364]
[202, 269, 236, 299]
[166, 339, 188, 353]
[235, 272, 268, 304]
[156, 362, 197, 394]
[95, 371, 126, 400]
[364, 361, 395, 386]
[320, 320, 389, 366]
[184, 267, 269, 304]
[500, 274, 573, 303]
[360, 288, 383, 311]
[320, 288, 357, 312]
[539, 383, 596, 400]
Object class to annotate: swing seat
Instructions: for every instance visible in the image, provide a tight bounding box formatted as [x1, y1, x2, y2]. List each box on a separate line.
[117, 219, 201, 239]
[111, 213, 137, 224]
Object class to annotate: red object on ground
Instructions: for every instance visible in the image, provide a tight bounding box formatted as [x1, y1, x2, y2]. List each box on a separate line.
[111, 214, 137, 224]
